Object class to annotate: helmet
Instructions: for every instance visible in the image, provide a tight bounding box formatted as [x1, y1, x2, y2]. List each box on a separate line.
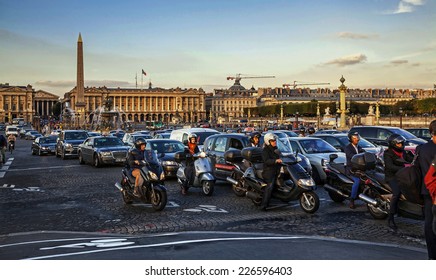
[308, 127, 315, 135]
[250, 132, 261, 143]
[134, 137, 146, 149]
[388, 134, 406, 152]
[348, 131, 360, 142]
[299, 127, 306, 134]
[188, 133, 197, 142]
[264, 133, 278, 145]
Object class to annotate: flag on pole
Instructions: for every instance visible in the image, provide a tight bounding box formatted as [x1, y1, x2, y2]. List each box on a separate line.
[142, 69, 147, 76]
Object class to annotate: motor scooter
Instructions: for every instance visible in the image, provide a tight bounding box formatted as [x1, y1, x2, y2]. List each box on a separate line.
[175, 150, 216, 196]
[225, 147, 319, 213]
[114, 149, 167, 211]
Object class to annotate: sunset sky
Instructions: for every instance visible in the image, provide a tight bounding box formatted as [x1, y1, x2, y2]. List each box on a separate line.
[1, 0, 435, 97]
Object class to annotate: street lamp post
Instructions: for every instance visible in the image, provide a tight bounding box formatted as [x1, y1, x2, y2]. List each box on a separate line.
[399, 107, 403, 128]
[423, 113, 429, 126]
[280, 103, 284, 126]
[295, 111, 299, 129]
[316, 103, 320, 130]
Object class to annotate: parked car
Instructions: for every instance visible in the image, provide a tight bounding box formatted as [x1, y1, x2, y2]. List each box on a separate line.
[31, 135, 58, 156]
[348, 126, 427, 152]
[406, 128, 431, 142]
[78, 136, 130, 167]
[25, 130, 43, 140]
[55, 130, 89, 159]
[145, 139, 186, 177]
[312, 133, 379, 154]
[288, 137, 346, 185]
[87, 131, 102, 137]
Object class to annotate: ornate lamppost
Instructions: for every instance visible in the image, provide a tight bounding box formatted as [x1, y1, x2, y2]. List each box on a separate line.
[280, 102, 284, 125]
[337, 75, 348, 128]
[316, 103, 320, 130]
[399, 107, 403, 128]
[295, 111, 299, 129]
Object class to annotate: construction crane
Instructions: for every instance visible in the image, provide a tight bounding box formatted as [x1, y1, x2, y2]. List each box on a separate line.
[283, 81, 330, 89]
[227, 74, 275, 87]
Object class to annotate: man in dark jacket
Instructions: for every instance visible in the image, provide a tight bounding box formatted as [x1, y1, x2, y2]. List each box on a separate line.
[260, 133, 282, 210]
[415, 119, 436, 259]
[384, 134, 414, 231]
[127, 138, 146, 197]
[344, 131, 365, 209]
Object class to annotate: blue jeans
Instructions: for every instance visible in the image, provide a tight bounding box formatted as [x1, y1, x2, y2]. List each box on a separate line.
[350, 175, 360, 199]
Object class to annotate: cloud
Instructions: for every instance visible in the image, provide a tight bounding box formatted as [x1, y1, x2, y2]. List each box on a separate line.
[324, 54, 367, 67]
[390, 59, 409, 65]
[387, 0, 425, 14]
[337, 32, 379, 40]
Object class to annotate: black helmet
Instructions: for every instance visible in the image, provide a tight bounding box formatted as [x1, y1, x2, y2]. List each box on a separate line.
[134, 137, 146, 149]
[299, 127, 306, 133]
[348, 131, 360, 142]
[308, 127, 315, 134]
[250, 132, 261, 143]
[388, 134, 406, 152]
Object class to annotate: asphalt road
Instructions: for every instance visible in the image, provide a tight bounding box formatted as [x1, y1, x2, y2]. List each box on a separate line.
[0, 134, 429, 260]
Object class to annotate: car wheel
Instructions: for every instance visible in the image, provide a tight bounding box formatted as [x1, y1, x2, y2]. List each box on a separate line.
[61, 149, 66, 160]
[93, 154, 100, 167]
[31, 148, 36, 155]
[78, 152, 85, 164]
[38, 148, 42, 156]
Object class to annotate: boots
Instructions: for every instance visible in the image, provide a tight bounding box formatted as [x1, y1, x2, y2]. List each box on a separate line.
[133, 186, 141, 198]
[349, 198, 355, 209]
[388, 213, 398, 231]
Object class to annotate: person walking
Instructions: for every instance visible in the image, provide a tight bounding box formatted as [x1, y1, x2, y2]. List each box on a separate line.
[260, 133, 282, 210]
[384, 134, 414, 231]
[415, 119, 436, 259]
[344, 131, 365, 209]
[0, 134, 7, 164]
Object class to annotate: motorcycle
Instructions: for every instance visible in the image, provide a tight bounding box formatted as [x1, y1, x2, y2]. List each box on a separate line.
[8, 141, 15, 154]
[114, 149, 167, 211]
[225, 147, 320, 214]
[323, 152, 424, 220]
[175, 150, 216, 196]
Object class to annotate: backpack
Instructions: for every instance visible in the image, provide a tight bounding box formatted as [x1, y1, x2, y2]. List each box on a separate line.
[424, 159, 436, 202]
[395, 163, 423, 205]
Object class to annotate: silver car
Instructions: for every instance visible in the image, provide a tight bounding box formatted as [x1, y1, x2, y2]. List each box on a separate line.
[289, 137, 346, 185]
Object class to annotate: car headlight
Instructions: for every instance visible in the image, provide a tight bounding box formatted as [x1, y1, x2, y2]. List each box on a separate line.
[160, 172, 165, 181]
[100, 151, 112, 156]
[148, 171, 159, 181]
[162, 160, 177, 166]
[298, 178, 316, 187]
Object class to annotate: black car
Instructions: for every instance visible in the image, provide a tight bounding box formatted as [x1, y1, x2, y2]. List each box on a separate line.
[203, 133, 311, 181]
[406, 128, 431, 142]
[78, 136, 130, 167]
[55, 130, 89, 159]
[31, 135, 58, 156]
[312, 133, 379, 154]
[145, 139, 185, 177]
[348, 126, 427, 149]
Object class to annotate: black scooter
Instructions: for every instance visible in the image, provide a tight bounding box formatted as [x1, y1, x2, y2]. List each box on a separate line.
[225, 147, 320, 213]
[323, 152, 424, 220]
[115, 149, 167, 211]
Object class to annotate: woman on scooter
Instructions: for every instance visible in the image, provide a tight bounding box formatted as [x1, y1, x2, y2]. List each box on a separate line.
[127, 138, 147, 198]
[260, 133, 282, 210]
[182, 133, 199, 195]
[384, 134, 414, 231]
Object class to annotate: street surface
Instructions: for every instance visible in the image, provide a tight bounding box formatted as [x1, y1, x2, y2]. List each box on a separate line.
[0, 135, 428, 259]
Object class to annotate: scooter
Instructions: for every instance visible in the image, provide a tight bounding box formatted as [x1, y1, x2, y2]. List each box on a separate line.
[115, 149, 167, 211]
[8, 141, 14, 154]
[225, 147, 320, 213]
[175, 151, 216, 196]
[323, 152, 424, 220]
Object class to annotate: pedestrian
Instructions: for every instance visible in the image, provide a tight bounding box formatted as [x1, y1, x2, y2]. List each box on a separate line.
[0, 134, 7, 164]
[344, 131, 365, 209]
[414, 119, 436, 259]
[260, 133, 282, 210]
[384, 134, 414, 231]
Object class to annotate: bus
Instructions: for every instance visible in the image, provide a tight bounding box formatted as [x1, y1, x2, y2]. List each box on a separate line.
[12, 118, 25, 126]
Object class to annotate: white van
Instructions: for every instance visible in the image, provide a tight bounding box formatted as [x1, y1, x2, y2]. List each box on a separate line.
[170, 128, 220, 149]
[5, 125, 19, 136]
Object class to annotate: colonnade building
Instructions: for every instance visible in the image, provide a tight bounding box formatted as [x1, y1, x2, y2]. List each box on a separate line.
[63, 84, 206, 125]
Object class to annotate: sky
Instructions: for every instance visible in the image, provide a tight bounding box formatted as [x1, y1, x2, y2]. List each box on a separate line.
[1, 0, 436, 97]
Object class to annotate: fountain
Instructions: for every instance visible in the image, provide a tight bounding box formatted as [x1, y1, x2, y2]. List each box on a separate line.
[88, 97, 126, 132]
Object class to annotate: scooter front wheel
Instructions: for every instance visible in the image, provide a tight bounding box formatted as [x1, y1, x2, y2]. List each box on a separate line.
[202, 180, 215, 196]
[151, 188, 167, 211]
[299, 191, 320, 214]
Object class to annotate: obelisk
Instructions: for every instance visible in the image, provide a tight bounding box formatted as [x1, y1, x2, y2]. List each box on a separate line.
[75, 33, 86, 128]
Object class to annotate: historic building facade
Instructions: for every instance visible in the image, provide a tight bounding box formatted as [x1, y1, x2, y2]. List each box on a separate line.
[63, 84, 206, 126]
[0, 83, 59, 123]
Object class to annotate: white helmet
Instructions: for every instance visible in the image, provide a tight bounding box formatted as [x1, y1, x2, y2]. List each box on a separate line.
[264, 133, 278, 145]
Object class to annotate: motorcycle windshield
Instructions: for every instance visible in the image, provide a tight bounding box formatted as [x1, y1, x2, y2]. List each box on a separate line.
[144, 149, 163, 174]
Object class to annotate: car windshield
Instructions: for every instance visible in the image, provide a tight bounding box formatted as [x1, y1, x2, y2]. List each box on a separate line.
[65, 132, 88, 140]
[300, 139, 337, 154]
[40, 137, 57, 144]
[388, 128, 419, 140]
[94, 137, 123, 147]
[337, 136, 375, 148]
[195, 132, 219, 145]
[149, 141, 185, 153]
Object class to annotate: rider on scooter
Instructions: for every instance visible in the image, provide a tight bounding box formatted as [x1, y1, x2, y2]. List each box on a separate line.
[249, 132, 261, 147]
[261, 133, 283, 210]
[127, 138, 146, 198]
[182, 133, 200, 195]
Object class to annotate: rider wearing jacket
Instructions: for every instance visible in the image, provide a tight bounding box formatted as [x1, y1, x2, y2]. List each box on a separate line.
[384, 134, 414, 231]
[182, 133, 200, 195]
[261, 133, 282, 210]
[127, 138, 146, 197]
[249, 132, 261, 147]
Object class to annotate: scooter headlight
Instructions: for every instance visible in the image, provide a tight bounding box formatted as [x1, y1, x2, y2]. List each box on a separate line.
[160, 172, 165, 181]
[298, 178, 316, 187]
[148, 171, 159, 181]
